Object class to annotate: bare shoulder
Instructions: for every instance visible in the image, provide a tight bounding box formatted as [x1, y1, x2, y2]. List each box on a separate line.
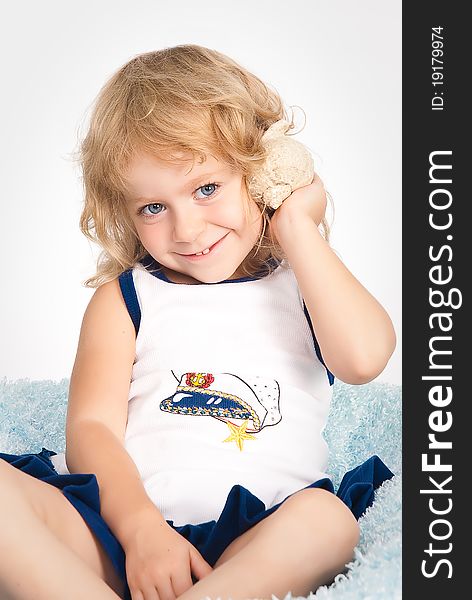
[76, 277, 136, 360]
[66, 277, 136, 442]
[83, 277, 134, 335]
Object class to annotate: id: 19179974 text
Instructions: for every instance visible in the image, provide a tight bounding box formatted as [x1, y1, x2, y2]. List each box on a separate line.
[432, 26, 445, 111]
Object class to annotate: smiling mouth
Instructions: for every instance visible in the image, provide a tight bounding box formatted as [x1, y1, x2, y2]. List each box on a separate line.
[177, 233, 229, 258]
[180, 247, 211, 257]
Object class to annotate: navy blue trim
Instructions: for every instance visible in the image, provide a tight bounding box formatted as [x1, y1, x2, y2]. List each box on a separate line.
[118, 270, 141, 336]
[303, 301, 335, 386]
[140, 254, 282, 285]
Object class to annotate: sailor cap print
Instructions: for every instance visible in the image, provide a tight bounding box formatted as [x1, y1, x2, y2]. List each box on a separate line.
[160, 372, 282, 437]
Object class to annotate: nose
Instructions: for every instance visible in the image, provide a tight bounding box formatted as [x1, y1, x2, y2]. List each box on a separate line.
[172, 207, 206, 244]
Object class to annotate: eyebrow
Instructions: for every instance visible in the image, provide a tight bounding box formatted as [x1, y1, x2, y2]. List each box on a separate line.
[131, 172, 223, 204]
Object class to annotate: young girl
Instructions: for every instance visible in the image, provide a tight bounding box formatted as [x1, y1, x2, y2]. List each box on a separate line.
[0, 45, 396, 600]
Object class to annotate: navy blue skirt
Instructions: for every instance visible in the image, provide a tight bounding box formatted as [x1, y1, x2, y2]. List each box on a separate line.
[0, 448, 393, 600]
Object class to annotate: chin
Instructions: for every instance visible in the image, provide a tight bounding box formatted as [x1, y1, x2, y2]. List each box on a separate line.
[196, 265, 243, 283]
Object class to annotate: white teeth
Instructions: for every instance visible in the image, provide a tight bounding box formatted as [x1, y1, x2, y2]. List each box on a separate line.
[195, 248, 210, 256]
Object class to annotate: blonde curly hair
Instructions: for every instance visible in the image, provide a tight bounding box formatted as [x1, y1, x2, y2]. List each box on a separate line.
[76, 44, 330, 287]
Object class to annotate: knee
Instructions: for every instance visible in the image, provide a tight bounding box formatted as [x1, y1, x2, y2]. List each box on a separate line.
[331, 506, 360, 562]
[290, 488, 360, 555]
[0, 459, 27, 509]
[0, 458, 21, 491]
[0, 458, 50, 522]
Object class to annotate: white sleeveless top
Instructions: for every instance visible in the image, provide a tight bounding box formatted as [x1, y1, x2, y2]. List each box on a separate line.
[53, 258, 334, 526]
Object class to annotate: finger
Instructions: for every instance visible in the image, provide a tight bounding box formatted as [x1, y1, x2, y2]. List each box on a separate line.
[130, 589, 145, 600]
[135, 583, 160, 600]
[312, 173, 325, 188]
[189, 547, 213, 581]
[153, 577, 175, 600]
[170, 560, 194, 597]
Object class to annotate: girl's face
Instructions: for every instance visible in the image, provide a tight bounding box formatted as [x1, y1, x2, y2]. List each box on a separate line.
[124, 152, 263, 284]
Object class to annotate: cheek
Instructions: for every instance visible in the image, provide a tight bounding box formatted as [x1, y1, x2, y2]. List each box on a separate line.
[134, 222, 164, 250]
[208, 198, 244, 228]
[215, 193, 262, 234]
[243, 199, 264, 240]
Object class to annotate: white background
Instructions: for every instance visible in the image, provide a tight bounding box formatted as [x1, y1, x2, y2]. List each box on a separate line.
[0, 0, 401, 384]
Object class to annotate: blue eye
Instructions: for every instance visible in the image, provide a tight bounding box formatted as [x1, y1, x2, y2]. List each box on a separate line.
[195, 183, 219, 199]
[141, 203, 164, 217]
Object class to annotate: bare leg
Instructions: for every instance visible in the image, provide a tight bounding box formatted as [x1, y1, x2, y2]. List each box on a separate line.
[177, 488, 359, 600]
[0, 478, 122, 600]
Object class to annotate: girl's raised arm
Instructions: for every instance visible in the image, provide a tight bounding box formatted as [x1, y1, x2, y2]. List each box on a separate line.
[271, 178, 397, 384]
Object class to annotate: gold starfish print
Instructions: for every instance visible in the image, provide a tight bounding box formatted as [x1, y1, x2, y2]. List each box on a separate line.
[222, 420, 257, 451]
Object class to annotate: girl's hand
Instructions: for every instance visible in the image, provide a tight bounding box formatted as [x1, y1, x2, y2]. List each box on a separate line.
[269, 174, 327, 244]
[123, 513, 213, 600]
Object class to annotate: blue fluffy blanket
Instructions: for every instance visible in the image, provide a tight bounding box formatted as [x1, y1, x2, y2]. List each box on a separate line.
[0, 377, 401, 599]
